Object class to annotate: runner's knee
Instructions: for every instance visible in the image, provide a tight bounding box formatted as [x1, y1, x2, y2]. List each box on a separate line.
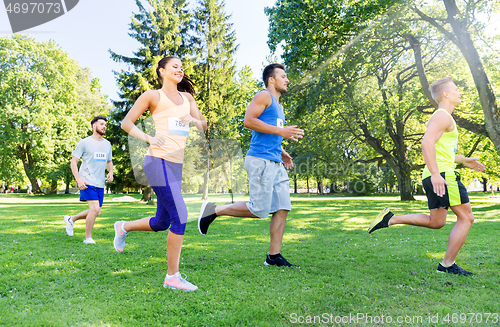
[90, 207, 101, 217]
[250, 209, 269, 219]
[170, 222, 186, 235]
[458, 212, 474, 226]
[150, 217, 171, 231]
[429, 220, 446, 229]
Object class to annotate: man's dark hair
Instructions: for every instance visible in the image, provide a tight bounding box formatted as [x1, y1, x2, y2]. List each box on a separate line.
[91, 115, 107, 127]
[263, 63, 285, 87]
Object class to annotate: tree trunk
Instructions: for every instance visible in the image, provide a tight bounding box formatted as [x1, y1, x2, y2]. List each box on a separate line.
[306, 177, 310, 193]
[482, 177, 487, 193]
[221, 163, 233, 203]
[202, 170, 209, 200]
[413, 2, 500, 153]
[141, 186, 152, 202]
[294, 174, 298, 193]
[19, 146, 42, 194]
[388, 159, 415, 201]
[443, 0, 500, 154]
[50, 180, 58, 194]
[65, 173, 72, 194]
[318, 178, 324, 195]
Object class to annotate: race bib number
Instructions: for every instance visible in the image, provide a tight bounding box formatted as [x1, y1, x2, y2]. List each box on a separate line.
[94, 152, 106, 162]
[277, 118, 284, 128]
[169, 117, 189, 136]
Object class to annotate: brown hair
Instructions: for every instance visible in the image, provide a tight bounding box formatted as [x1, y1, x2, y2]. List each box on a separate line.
[263, 63, 286, 87]
[91, 115, 107, 127]
[156, 56, 195, 95]
[429, 77, 454, 103]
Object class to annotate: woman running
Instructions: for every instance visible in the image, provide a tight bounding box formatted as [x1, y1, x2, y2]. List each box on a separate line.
[114, 56, 207, 291]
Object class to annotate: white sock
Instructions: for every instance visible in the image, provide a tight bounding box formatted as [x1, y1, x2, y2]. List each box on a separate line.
[121, 222, 127, 233]
[166, 272, 178, 279]
[441, 261, 455, 268]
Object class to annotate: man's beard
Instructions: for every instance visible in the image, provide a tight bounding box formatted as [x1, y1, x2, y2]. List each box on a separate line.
[276, 86, 288, 94]
[96, 129, 106, 136]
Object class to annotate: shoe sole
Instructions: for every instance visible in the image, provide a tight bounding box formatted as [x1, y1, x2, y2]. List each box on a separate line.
[367, 207, 390, 233]
[164, 285, 198, 291]
[436, 269, 473, 276]
[264, 260, 298, 268]
[197, 201, 209, 235]
[113, 221, 124, 252]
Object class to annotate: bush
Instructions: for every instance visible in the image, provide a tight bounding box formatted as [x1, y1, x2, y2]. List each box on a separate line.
[346, 176, 376, 196]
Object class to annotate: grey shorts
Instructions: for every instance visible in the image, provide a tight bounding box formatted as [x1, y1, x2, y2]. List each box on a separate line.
[245, 155, 291, 218]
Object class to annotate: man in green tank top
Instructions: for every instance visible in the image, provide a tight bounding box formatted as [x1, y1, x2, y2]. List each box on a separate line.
[367, 77, 485, 276]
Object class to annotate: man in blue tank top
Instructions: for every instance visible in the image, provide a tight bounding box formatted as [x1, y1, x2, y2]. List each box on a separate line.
[198, 64, 304, 267]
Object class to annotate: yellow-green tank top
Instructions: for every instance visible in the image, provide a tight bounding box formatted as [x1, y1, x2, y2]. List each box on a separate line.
[422, 109, 458, 179]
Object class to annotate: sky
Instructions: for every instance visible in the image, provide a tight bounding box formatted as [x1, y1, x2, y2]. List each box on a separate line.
[0, 0, 279, 102]
[2, 1, 498, 103]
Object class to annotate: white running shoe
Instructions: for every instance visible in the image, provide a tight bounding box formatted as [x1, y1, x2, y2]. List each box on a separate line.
[113, 221, 128, 252]
[163, 272, 198, 291]
[64, 215, 74, 236]
[83, 238, 96, 244]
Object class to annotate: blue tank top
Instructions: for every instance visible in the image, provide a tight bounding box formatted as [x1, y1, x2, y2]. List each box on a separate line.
[246, 90, 285, 163]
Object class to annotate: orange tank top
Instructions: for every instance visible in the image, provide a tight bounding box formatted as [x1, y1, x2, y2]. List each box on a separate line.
[146, 90, 190, 164]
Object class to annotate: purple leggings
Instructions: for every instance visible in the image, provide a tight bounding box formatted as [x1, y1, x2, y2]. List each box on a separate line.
[144, 156, 187, 235]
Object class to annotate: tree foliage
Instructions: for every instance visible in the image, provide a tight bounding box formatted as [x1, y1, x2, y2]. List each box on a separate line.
[0, 35, 108, 193]
[412, 0, 500, 154]
[266, 0, 500, 199]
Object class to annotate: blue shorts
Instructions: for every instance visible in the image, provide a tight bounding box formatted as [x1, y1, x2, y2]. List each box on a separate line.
[80, 185, 104, 207]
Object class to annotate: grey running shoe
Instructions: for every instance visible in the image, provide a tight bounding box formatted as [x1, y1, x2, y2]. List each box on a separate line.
[113, 221, 128, 252]
[163, 272, 198, 291]
[64, 215, 74, 236]
[264, 254, 299, 268]
[437, 263, 473, 276]
[367, 207, 394, 234]
[198, 201, 217, 235]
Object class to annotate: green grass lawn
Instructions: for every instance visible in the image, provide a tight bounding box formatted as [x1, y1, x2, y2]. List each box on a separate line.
[1, 193, 499, 326]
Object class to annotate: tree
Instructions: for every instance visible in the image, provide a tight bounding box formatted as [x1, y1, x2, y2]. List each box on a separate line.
[266, 0, 500, 200]
[108, 0, 192, 200]
[192, 0, 241, 200]
[0, 35, 107, 193]
[412, 0, 500, 154]
[47, 71, 110, 194]
[267, 4, 432, 200]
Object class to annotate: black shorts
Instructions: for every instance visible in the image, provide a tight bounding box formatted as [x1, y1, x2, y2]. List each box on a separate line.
[422, 172, 469, 210]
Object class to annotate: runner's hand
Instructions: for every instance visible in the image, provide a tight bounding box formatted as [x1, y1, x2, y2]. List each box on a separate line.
[77, 179, 88, 190]
[106, 172, 114, 183]
[148, 134, 166, 147]
[280, 125, 304, 142]
[180, 114, 199, 125]
[463, 157, 485, 172]
[431, 174, 447, 197]
[282, 151, 294, 169]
